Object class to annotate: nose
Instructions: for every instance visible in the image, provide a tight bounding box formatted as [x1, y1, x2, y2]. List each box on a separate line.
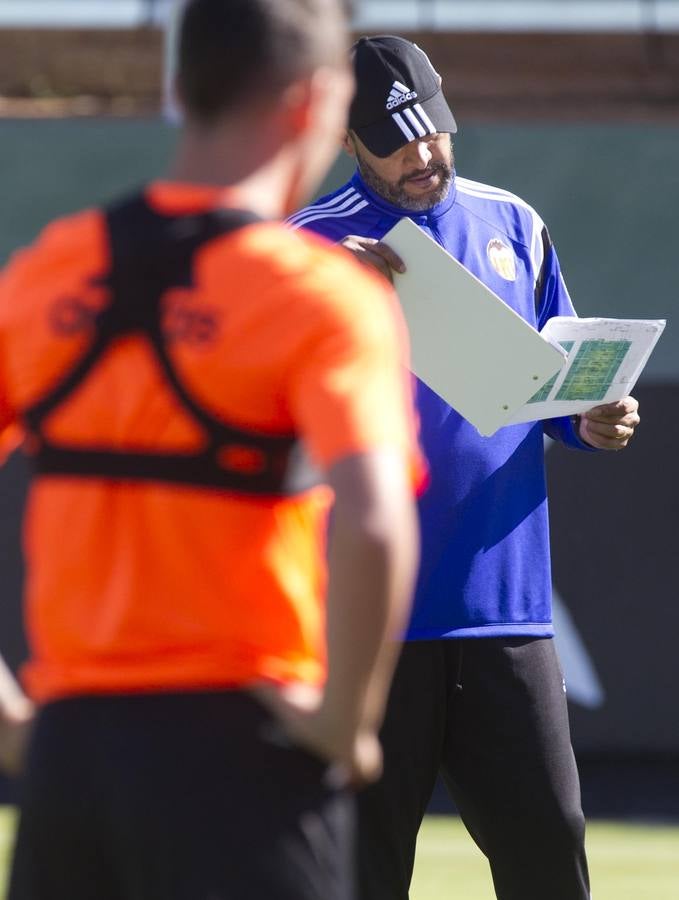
[411, 139, 432, 169]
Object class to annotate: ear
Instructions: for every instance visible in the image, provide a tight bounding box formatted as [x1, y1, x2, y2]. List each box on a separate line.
[280, 77, 315, 136]
[342, 131, 357, 158]
[282, 68, 351, 138]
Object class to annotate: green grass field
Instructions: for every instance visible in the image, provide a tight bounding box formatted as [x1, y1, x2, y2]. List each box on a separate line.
[410, 816, 679, 899]
[0, 808, 15, 896]
[1, 807, 677, 898]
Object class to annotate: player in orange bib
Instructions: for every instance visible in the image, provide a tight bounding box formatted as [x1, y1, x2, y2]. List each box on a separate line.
[0, 2, 424, 898]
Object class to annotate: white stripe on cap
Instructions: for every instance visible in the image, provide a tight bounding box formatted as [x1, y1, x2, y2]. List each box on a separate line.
[413, 103, 436, 133]
[392, 80, 410, 94]
[392, 112, 416, 142]
[403, 107, 427, 137]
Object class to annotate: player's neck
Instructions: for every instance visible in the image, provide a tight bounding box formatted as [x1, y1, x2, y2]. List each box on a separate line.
[167, 124, 304, 220]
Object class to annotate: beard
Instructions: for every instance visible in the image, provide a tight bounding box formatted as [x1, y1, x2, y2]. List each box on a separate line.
[355, 139, 454, 212]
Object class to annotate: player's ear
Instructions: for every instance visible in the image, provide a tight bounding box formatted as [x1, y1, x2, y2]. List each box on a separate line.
[279, 76, 315, 135]
[282, 67, 350, 138]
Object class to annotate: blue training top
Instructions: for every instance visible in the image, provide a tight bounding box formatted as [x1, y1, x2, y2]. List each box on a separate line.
[289, 171, 592, 640]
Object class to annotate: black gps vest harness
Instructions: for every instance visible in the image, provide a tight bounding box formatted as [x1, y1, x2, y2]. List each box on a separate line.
[22, 194, 320, 497]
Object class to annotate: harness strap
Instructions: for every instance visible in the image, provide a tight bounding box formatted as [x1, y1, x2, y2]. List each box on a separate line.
[23, 193, 320, 496]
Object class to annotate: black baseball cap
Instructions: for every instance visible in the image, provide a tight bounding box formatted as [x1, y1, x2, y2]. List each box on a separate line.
[348, 35, 457, 158]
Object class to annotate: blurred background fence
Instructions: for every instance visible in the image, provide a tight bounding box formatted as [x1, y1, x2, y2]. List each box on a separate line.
[0, 0, 677, 29]
[0, 1, 677, 118]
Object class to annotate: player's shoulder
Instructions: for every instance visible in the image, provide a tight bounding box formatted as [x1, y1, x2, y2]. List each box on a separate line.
[2, 208, 104, 283]
[454, 175, 545, 243]
[252, 219, 388, 297]
[0, 208, 105, 319]
[236, 219, 396, 331]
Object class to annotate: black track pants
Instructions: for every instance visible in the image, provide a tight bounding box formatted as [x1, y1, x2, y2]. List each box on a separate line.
[357, 637, 590, 900]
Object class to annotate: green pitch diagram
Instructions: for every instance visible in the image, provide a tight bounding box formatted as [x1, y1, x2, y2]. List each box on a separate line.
[555, 340, 631, 402]
[528, 341, 575, 403]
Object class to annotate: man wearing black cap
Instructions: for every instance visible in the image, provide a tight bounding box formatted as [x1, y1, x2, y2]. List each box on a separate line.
[290, 34, 640, 900]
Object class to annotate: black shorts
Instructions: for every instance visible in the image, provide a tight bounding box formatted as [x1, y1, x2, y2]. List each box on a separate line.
[9, 691, 354, 900]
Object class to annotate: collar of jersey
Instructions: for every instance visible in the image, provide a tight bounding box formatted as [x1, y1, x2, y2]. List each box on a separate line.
[350, 170, 457, 222]
[147, 181, 243, 214]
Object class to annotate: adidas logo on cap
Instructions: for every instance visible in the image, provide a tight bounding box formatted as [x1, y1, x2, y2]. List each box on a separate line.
[386, 81, 418, 110]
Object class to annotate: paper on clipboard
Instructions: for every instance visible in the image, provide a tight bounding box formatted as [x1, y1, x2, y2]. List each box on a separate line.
[384, 218, 567, 436]
[507, 316, 666, 424]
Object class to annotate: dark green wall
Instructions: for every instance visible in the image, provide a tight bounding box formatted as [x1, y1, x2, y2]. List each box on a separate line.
[1, 119, 676, 375]
[0, 119, 176, 255]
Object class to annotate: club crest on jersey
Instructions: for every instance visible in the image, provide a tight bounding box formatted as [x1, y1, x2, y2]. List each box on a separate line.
[386, 81, 418, 110]
[487, 238, 517, 281]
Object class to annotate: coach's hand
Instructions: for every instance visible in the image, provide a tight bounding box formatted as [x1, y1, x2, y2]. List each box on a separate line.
[340, 235, 406, 282]
[578, 396, 640, 450]
[250, 681, 382, 787]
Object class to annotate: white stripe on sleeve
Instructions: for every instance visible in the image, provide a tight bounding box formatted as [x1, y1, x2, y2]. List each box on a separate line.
[455, 178, 546, 285]
[288, 200, 369, 231]
[287, 187, 359, 225]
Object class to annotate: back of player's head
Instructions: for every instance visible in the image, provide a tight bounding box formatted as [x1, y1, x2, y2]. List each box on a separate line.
[177, 0, 351, 125]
